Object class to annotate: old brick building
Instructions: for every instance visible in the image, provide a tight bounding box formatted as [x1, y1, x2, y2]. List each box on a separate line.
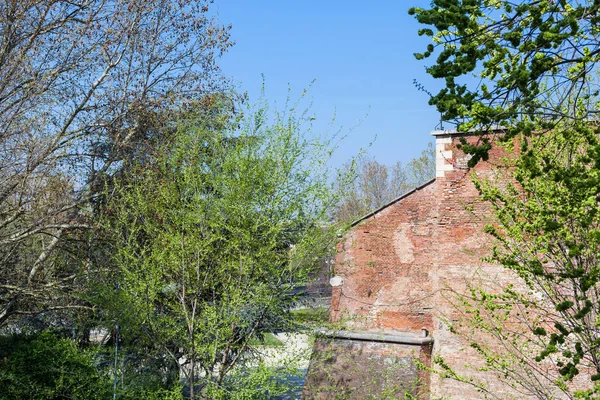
[303, 129, 547, 399]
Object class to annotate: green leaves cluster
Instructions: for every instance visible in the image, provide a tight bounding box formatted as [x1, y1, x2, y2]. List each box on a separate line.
[411, 1, 600, 139]
[97, 95, 340, 398]
[412, 2, 600, 396]
[454, 118, 600, 397]
[0, 331, 111, 400]
[0, 330, 187, 399]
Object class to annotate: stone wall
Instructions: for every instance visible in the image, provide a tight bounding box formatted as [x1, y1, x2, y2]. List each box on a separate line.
[303, 335, 431, 399]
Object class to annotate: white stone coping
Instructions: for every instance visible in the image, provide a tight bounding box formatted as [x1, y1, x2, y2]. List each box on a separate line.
[316, 329, 434, 345]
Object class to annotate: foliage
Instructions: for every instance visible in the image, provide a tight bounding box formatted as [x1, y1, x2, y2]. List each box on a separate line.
[96, 94, 342, 399]
[335, 143, 435, 223]
[290, 307, 330, 326]
[0, 330, 111, 399]
[0, 329, 187, 399]
[406, 142, 437, 184]
[204, 362, 304, 400]
[412, 1, 600, 396]
[410, 0, 600, 163]
[248, 332, 284, 347]
[0, 0, 232, 327]
[426, 116, 600, 398]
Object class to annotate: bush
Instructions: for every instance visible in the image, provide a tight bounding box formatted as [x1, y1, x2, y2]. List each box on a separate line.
[0, 331, 111, 399]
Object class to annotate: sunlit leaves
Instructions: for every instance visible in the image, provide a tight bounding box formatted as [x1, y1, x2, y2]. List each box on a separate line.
[411, 1, 600, 158]
[100, 96, 340, 397]
[469, 119, 600, 394]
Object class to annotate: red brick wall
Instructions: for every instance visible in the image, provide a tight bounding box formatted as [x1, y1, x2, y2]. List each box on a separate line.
[305, 133, 594, 398]
[330, 180, 438, 333]
[320, 133, 541, 399]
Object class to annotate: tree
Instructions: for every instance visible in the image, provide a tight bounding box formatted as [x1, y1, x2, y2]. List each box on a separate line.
[97, 97, 341, 399]
[0, 0, 232, 327]
[410, 0, 600, 164]
[411, 1, 600, 396]
[427, 117, 600, 399]
[335, 143, 435, 223]
[406, 141, 436, 185]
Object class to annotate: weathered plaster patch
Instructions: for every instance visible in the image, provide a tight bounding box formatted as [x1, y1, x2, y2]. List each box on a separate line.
[394, 222, 415, 263]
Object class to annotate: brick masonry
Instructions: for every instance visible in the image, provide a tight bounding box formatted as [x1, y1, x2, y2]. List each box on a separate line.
[303, 337, 431, 399]
[303, 131, 581, 399]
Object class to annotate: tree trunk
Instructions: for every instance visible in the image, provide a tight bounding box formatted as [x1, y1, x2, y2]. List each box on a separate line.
[189, 354, 195, 400]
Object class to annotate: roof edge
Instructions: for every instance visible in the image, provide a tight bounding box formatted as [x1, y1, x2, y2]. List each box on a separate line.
[350, 178, 436, 227]
[430, 125, 506, 136]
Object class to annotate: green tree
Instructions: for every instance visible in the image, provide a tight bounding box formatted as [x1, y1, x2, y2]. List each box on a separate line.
[0, 331, 112, 400]
[430, 116, 600, 399]
[411, 2, 600, 397]
[0, 0, 232, 328]
[406, 142, 436, 185]
[0, 329, 188, 399]
[97, 96, 341, 399]
[410, 0, 600, 163]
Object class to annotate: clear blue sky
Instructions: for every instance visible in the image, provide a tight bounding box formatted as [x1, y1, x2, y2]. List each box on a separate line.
[214, 1, 443, 168]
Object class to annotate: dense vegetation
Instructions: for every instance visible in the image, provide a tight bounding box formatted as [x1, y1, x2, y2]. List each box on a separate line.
[413, 1, 600, 397]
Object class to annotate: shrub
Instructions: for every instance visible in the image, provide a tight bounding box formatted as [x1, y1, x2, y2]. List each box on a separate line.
[0, 331, 111, 399]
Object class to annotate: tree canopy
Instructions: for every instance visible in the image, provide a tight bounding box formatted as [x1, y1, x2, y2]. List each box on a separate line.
[96, 96, 341, 399]
[410, 0, 600, 154]
[0, 0, 232, 328]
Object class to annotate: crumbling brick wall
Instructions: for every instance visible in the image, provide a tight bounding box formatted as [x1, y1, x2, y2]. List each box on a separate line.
[304, 131, 565, 399]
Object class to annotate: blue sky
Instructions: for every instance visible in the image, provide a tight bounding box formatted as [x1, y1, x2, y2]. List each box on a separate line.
[215, 1, 443, 168]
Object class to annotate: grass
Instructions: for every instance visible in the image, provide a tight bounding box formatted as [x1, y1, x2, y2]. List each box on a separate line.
[249, 333, 285, 347]
[291, 307, 329, 325]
